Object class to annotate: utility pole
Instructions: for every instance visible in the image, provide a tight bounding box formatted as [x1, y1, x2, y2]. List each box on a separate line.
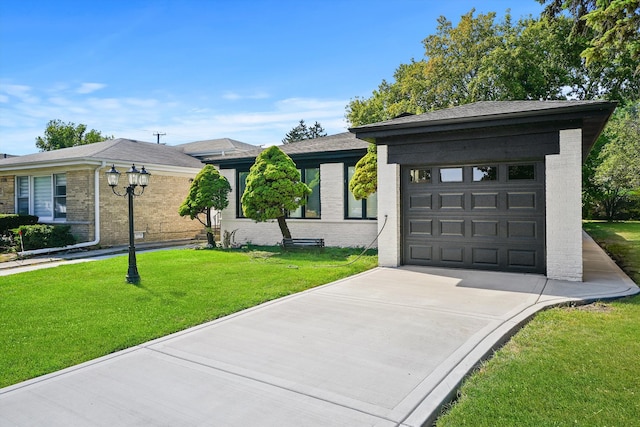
[153, 132, 166, 144]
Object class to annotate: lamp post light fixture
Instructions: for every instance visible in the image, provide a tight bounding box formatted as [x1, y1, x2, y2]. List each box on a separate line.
[106, 164, 151, 284]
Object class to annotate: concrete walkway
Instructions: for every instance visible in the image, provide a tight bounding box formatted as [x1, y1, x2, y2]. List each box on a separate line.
[0, 233, 637, 426]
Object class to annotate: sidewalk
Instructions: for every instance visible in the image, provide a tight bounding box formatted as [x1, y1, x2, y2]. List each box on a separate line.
[0, 233, 637, 426]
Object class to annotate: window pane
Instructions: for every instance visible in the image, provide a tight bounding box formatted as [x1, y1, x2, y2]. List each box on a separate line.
[366, 192, 378, 218]
[508, 165, 535, 180]
[410, 169, 431, 183]
[33, 176, 52, 218]
[237, 171, 249, 218]
[440, 167, 463, 182]
[54, 174, 66, 219]
[305, 168, 320, 218]
[473, 166, 497, 182]
[347, 166, 362, 218]
[16, 176, 29, 215]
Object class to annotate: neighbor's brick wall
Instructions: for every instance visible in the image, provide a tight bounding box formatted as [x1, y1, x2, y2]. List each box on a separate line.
[219, 164, 378, 247]
[376, 145, 401, 267]
[546, 128, 583, 281]
[64, 169, 95, 242]
[99, 169, 203, 246]
[0, 175, 15, 214]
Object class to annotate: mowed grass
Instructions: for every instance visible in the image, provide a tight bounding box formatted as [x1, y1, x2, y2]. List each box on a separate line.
[0, 247, 377, 388]
[436, 221, 640, 426]
[583, 220, 640, 283]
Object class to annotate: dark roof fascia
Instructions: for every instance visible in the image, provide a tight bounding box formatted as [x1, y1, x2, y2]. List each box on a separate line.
[209, 148, 367, 170]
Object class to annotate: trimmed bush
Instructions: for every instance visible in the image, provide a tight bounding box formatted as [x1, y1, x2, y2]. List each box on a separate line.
[13, 224, 76, 251]
[0, 214, 39, 234]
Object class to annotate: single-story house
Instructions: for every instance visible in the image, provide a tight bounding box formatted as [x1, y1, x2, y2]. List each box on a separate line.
[211, 132, 380, 248]
[350, 100, 616, 281]
[214, 100, 615, 282]
[0, 138, 211, 250]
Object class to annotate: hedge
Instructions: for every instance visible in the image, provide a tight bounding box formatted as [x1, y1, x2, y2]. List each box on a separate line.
[0, 214, 39, 234]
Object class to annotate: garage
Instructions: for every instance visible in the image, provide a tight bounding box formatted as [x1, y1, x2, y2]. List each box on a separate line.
[402, 162, 545, 273]
[350, 100, 617, 280]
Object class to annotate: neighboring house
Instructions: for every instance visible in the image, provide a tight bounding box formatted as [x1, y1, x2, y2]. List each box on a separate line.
[350, 100, 616, 281]
[211, 132, 379, 248]
[0, 138, 207, 249]
[174, 138, 256, 161]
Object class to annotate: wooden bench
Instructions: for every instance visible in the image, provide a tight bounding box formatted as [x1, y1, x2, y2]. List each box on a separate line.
[282, 238, 325, 249]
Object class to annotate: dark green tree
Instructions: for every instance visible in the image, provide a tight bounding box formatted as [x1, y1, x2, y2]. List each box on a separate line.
[282, 119, 327, 143]
[349, 143, 377, 200]
[178, 165, 231, 246]
[35, 119, 111, 151]
[583, 102, 640, 220]
[241, 146, 311, 239]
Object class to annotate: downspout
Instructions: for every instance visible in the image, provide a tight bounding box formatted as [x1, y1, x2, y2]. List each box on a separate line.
[18, 163, 103, 257]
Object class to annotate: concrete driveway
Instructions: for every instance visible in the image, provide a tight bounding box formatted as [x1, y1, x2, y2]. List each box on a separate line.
[1, 233, 637, 426]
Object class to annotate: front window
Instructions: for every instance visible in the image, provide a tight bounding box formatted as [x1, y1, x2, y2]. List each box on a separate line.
[15, 174, 67, 221]
[237, 171, 249, 218]
[288, 167, 320, 219]
[346, 165, 377, 219]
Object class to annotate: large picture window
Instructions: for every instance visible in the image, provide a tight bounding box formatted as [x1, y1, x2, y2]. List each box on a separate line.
[236, 171, 249, 218]
[288, 167, 320, 219]
[346, 165, 377, 219]
[15, 174, 67, 221]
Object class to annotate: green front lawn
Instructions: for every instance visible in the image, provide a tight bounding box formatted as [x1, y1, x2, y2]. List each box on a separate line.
[0, 247, 377, 388]
[436, 221, 640, 426]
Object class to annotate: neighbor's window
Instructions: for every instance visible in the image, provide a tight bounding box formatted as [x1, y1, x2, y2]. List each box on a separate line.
[440, 167, 463, 183]
[346, 165, 377, 219]
[410, 168, 431, 184]
[288, 167, 320, 219]
[473, 166, 498, 182]
[508, 164, 535, 180]
[16, 176, 29, 215]
[15, 174, 67, 221]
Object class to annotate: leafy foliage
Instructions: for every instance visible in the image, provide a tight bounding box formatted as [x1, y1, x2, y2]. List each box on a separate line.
[349, 144, 377, 200]
[35, 119, 111, 151]
[347, 9, 638, 127]
[583, 102, 640, 219]
[282, 119, 327, 143]
[178, 165, 231, 246]
[0, 214, 38, 235]
[13, 224, 76, 250]
[241, 146, 311, 239]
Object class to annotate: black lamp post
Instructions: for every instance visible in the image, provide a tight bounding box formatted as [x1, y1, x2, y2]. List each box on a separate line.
[106, 164, 151, 284]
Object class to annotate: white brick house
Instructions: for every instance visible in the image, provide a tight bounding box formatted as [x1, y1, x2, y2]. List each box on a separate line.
[350, 100, 616, 281]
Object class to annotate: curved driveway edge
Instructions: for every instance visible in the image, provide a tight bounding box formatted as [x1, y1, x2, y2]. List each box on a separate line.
[1, 233, 637, 427]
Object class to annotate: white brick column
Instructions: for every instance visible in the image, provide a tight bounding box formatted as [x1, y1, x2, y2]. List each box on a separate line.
[377, 145, 401, 267]
[545, 128, 583, 281]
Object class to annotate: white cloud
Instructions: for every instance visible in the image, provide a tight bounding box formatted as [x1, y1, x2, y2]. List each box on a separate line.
[76, 83, 106, 94]
[222, 90, 270, 101]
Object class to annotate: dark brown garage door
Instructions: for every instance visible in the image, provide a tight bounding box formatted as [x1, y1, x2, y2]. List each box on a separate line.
[402, 162, 545, 273]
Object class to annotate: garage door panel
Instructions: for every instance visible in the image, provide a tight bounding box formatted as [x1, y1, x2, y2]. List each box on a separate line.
[402, 163, 545, 274]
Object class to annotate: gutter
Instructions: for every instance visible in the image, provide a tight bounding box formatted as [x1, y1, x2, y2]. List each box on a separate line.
[18, 163, 104, 257]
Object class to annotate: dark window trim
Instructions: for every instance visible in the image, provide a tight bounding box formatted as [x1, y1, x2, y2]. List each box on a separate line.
[344, 163, 377, 220]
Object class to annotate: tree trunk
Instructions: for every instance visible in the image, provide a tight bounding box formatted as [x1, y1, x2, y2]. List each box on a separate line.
[205, 207, 215, 246]
[277, 216, 291, 239]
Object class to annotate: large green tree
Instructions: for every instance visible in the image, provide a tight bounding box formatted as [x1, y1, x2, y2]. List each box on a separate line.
[584, 102, 640, 220]
[241, 146, 311, 239]
[36, 119, 111, 151]
[539, 0, 640, 75]
[347, 9, 637, 127]
[178, 165, 232, 246]
[282, 120, 327, 143]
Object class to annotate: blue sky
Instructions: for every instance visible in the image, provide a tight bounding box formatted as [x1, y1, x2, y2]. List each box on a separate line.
[1, 0, 544, 155]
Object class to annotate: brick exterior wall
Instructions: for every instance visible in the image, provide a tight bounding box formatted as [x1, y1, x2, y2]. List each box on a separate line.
[546, 128, 583, 281]
[219, 163, 378, 247]
[0, 175, 15, 214]
[376, 145, 401, 267]
[99, 168, 204, 246]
